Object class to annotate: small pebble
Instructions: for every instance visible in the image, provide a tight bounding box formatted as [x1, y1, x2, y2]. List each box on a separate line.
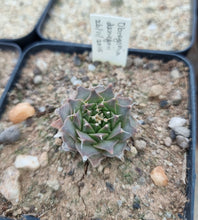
[88, 64, 96, 71]
[126, 57, 133, 68]
[130, 146, 138, 157]
[171, 68, 180, 79]
[148, 85, 163, 98]
[73, 55, 81, 66]
[170, 90, 182, 106]
[0, 166, 21, 205]
[104, 167, 110, 175]
[14, 155, 40, 170]
[164, 137, 172, 147]
[70, 76, 82, 86]
[117, 200, 122, 208]
[68, 169, 74, 176]
[170, 129, 176, 140]
[33, 75, 42, 85]
[58, 167, 63, 172]
[133, 57, 143, 67]
[176, 135, 189, 149]
[134, 139, 147, 150]
[159, 100, 170, 108]
[39, 152, 48, 167]
[168, 117, 186, 129]
[8, 103, 35, 124]
[150, 166, 168, 186]
[0, 125, 20, 144]
[97, 165, 104, 173]
[36, 59, 48, 73]
[106, 182, 114, 192]
[47, 179, 60, 191]
[133, 196, 141, 209]
[173, 126, 190, 138]
[110, 0, 123, 7]
[148, 22, 157, 30]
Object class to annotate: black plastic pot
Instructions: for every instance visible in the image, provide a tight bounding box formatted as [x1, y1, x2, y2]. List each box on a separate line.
[0, 42, 22, 116]
[37, 0, 197, 56]
[0, 0, 53, 50]
[0, 42, 196, 220]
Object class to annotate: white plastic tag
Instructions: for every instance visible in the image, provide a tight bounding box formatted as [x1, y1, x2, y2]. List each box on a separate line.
[90, 14, 131, 67]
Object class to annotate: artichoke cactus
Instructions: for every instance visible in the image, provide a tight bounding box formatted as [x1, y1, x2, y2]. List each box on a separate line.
[51, 84, 136, 167]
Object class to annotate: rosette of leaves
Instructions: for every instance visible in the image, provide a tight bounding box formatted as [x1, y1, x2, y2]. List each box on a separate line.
[51, 84, 136, 167]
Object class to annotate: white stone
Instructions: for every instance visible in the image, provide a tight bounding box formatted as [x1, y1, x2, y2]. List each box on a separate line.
[148, 85, 163, 97]
[33, 75, 42, 85]
[14, 155, 40, 170]
[88, 64, 96, 72]
[39, 152, 48, 167]
[36, 59, 48, 73]
[170, 69, 180, 79]
[0, 166, 21, 204]
[168, 117, 187, 129]
[58, 166, 63, 172]
[70, 76, 82, 86]
[130, 146, 138, 157]
[164, 137, 172, 147]
[176, 135, 189, 149]
[47, 179, 60, 191]
[173, 126, 190, 138]
[134, 139, 147, 150]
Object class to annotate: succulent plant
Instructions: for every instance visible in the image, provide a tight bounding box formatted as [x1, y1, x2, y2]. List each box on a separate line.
[51, 84, 136, 167]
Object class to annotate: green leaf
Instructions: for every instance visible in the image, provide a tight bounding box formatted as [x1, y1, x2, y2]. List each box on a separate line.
[89, 133, 108, 142]
[104, 98, 116, 113]
[98, 84, 114, 101]
[98, 124, 111, 133]
[82, 119, 95, 133]
[76, 86, 90, 100]
[94, 139, 118, 154]
[68, 99, 83, 113]
[86, 89, 103, 104]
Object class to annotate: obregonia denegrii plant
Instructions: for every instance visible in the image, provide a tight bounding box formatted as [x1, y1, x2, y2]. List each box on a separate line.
[51, 84, 136, 167]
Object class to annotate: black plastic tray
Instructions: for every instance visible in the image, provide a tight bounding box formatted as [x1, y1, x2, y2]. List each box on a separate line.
[37, 0, 197, 55]
[0, 0, 53, 50]
[0, 42, 22, 115]
[0, 42, 196, 220]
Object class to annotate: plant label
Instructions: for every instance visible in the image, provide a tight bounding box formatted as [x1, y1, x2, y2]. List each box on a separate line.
[90, 14, 131, 67]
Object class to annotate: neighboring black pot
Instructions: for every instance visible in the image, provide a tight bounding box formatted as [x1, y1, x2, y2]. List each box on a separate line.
[0, 0, 53, 50]
[0, 42, 196, 220]
[0, 42, 22, 116]
[37, 0, 197, 56]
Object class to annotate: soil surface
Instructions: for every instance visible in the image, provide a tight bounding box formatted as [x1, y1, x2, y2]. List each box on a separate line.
[0, 48, 19, 97]
[0, 0, 48, 39]
[41, 0, 192, 51]
[0, 50, 190, 220]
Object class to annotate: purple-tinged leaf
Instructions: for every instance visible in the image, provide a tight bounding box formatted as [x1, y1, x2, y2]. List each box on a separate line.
[76, 142, 101, 161]
[94, 139, 118, 154]
[72, 110, 82, 129]
[95, 85, 106, 93]
[57, 102, 71, 121]
[51, 118, 63, 130]
[103, 142, 126, 159]
[108, 122, 122, 139]
[88, 154, 105, 167]
[61, 118, 76, 139]
[116, 104, 131, 116]
[86, 89, 103, 104]
[117, 96, 132, 106]
[76, 130, 97, 144]
[61, 140, 76, 152]
[76, 87, 90, 100]
[110, 112, 121, 128]
[98, 84, 114, 101]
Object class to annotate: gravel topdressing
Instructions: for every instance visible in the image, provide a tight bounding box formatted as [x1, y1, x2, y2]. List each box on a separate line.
[0, 48, 191, 220]
[0, 48, 19, 97]
[41, 0, 192, 51]
[0, 0, 49, 39]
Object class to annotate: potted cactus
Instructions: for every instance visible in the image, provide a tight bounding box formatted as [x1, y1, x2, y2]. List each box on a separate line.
[51, 84, 136, 167]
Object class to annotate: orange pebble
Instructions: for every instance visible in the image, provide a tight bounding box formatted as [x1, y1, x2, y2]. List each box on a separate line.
[8, 103, 35, 124]
[150, 166, 168, 186]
